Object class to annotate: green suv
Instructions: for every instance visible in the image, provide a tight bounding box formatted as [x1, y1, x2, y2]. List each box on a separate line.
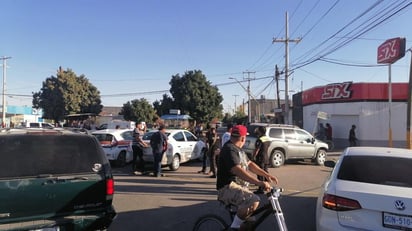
[243, 123, 329, 167]
[0, 128, 116, 230]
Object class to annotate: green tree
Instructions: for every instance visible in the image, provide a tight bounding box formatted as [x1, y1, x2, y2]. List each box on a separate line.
[169, 70, 223, 123]
[32, 67, 102, 122]
[120, 98, 158, 123]
[153, 94, 175, 116]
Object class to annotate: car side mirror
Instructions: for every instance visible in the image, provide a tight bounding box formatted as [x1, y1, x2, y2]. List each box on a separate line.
[307, 138, 315, 143]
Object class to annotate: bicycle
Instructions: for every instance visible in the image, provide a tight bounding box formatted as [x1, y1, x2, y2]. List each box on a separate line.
[193, 187, 288, 231]
[324, 139, 334, 151]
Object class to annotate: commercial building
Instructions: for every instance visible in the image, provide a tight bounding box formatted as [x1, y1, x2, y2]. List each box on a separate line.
[293, 82, 409, 149]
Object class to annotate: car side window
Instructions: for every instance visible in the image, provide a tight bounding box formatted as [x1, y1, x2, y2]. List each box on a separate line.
[295, 129, 312, 142]
[184, 131, 197, 141]
[283, 129, 296, 140]
[268, 128, 283, 139]
[173, 132, 185, 142]
[43, 123, 52, 128]
[94, 134, 114, 142]
[30, 123, 40, 128]
[121, 131, 134, 141]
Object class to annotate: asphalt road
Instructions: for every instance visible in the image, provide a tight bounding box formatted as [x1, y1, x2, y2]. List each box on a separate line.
[108, 151, 342, 231]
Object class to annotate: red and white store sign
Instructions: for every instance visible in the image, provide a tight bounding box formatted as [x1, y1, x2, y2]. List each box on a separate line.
[302, 82, 408, 105]
[377, 37, 406, 64]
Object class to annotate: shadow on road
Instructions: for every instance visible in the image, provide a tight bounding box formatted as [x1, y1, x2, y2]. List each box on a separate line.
[109, 194, 317, 231]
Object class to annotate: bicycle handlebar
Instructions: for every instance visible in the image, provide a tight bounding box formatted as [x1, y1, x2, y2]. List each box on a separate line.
[267, 187, 284, 197]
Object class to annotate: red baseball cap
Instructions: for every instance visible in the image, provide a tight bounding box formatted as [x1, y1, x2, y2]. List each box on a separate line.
[231, 125, 248, 137]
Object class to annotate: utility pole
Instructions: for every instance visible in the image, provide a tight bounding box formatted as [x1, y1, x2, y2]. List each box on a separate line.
[275, 65, 282, 123]
[275, 65, 281, 110]
[1, 56, 11, 128]
[233, 94, 239, 114]
[243, 71, 255, 123]
[273, 12, 301, 124]
[407, 48, 412, 149]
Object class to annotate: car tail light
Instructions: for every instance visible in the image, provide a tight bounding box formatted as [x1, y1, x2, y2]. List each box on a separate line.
[106, 179, 114, 196]
[322, 193, 361, 211]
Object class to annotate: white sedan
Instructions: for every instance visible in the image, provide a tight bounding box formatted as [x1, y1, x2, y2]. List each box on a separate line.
[142, 129, 205, 171]
[316, 147, 412, 231]
[91, 129, 134, 167]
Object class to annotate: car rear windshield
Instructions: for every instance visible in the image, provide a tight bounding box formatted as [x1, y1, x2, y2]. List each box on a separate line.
[0, 134, 105, 178]
[337, 155, 412, 188]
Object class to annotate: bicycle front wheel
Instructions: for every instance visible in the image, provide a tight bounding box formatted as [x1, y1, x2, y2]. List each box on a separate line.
[193, 214, 229, 231]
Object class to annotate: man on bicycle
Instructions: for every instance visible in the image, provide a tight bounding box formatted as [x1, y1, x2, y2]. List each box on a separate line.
[216, 125, 279, 230]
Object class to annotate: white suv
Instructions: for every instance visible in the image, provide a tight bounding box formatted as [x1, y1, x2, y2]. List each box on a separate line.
[243, 123, 329, 167]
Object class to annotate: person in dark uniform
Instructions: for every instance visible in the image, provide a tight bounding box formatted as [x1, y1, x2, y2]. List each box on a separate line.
[252, 126, 271, 194]
[150, 124, 168, 177]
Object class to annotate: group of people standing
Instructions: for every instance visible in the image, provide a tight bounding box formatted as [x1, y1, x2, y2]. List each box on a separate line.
[198, 125, 231, 178]
[131, 122, 168, 178]
[316, 123, 333, 141]
[317, 122, 358, 147]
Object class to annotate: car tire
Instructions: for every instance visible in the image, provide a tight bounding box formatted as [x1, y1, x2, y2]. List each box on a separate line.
[169, 154, 180, 171]
[116, 151, 127, 167]
[315, 149, 327, 166]
[270, 150, 285, 168]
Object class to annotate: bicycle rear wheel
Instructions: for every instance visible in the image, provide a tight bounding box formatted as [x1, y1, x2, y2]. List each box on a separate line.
[193, 214, 229, 231]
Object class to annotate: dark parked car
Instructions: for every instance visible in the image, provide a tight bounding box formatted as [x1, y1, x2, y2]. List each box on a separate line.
[0, 128, 116, 230]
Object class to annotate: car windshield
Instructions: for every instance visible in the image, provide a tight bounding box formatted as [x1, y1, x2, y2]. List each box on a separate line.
[0, 135, 105, 178]
[337, 155, 412, 188]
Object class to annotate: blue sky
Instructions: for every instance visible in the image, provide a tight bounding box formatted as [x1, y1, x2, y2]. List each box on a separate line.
[1, 0, 412, 114]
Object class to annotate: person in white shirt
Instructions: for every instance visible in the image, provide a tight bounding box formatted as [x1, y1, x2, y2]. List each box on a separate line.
[221, 124, 233, 147]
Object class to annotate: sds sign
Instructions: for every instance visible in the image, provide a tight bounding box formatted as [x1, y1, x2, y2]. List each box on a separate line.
[321, 82, 352, 100]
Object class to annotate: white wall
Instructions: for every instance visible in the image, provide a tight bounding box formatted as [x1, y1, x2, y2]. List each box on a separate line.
[303, 101, 407, 147]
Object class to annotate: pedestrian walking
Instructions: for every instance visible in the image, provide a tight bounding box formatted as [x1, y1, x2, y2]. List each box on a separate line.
[150, 124, 168, 177]
[349, 124, 357, 147]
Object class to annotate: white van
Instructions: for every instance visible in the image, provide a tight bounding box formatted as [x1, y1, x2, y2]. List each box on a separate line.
[100, 120, 136, 130]
[18, 122, 55, 129]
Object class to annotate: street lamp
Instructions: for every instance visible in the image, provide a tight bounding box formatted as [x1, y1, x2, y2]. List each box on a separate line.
[232, 94, 239, 114]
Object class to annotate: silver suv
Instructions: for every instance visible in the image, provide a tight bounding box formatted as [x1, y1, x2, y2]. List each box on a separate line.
[243, 123, 329, 167]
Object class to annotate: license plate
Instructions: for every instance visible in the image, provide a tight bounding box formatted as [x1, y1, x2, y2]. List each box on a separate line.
[32, 229, 59, 231]
[31, 227, 60, 231]
[383, 212, 412, 230]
